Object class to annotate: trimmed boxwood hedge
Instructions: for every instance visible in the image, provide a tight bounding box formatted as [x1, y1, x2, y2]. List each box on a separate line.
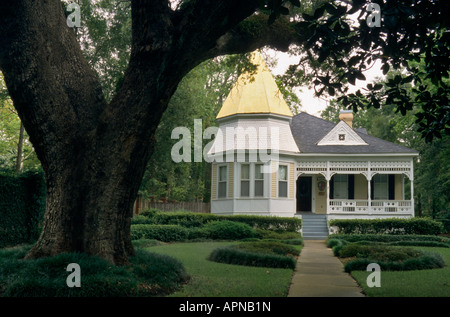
[208, 244, 297, 269]
[201, 220, 257, 240]
[132, 210, 302, 232]
[329, 217, 443, 235]
[131, 221, 258, 242]
[328, 233, 450, 244]
[336, 244, 445, 272]
[343, 252, 445, 272]
[326, 234, 447, 272]
[235, 241, 301, 257]
[131, 224, 189, 242]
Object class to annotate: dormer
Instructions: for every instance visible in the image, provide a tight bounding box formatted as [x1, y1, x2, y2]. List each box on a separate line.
[317, 111, 368, 146]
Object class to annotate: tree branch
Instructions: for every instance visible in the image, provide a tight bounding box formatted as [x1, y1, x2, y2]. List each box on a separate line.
[211, 14, 300, 57]
[0, 0, 107, 168]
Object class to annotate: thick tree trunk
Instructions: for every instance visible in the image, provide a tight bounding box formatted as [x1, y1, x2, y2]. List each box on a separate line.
[26, 141, 147, 264]
[0, 0, 293, 265]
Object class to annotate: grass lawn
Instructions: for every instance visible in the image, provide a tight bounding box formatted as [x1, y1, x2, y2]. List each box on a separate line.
[145, 241, 297, 297]
[350, 247, 450, 297]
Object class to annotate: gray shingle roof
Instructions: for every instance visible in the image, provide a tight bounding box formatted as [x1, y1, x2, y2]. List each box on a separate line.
[290, 112, 418, 154]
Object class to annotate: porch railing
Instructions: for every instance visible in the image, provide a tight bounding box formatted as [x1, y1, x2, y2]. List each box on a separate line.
[328, 199, 413, 214]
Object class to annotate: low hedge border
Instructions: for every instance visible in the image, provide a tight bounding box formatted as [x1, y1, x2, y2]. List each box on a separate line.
[329, 218, 444, 235]
[326, 235, 447, 272]
[132, 210, 302, 232]
[343, 252, 445, 272]
[131, 224, 190, 242]
[131, 220, 258, 242]
[208, 246, 297, 269]
[234, 241, 301, 257]
[328, 233, 450, 245]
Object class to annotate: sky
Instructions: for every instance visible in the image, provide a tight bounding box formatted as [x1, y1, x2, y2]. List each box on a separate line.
[269, 50, 385, 117]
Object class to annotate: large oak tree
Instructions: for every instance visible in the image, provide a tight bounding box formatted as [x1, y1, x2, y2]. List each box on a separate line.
[0, 0, 447, 264]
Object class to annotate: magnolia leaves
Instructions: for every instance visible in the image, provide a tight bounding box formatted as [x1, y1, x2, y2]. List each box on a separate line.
[259, 0, 301, 25]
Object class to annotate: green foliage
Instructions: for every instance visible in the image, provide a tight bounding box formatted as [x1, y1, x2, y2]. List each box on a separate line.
[133, 209, 302, 232]
[329, 218, 443, 235]
[437, 218, 450, 233]
[208, 245, 297, 270]
[64, 0, 132, 102]
[415, 136, 450, 218]
[326, 234, 447, 272]
[131, 224, 189, 242]
[255, 229, 302, 240]
[235, 241, 300, 257]
[343, 253, 445, 273]
[131, 221, 256, 242]
[130, 210, 304, 242]
[328, 233, 450, 245]
[279, 238, 304, 245]
[0, 170, 45, 248]
[0, 74, 40, 171]
[326, 238, 348, 256]
[146, 211, 220, 228]
[338, 244, 422, 260]
[0, 245, 188, 297]
[140, 57, 243, 203]
[201, 221, 257, 240]
[208, 239, 302, 270]
[295, 0, 449, 141]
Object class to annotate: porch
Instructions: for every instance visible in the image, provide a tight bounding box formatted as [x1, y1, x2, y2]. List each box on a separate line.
[296, 159, 415, 217]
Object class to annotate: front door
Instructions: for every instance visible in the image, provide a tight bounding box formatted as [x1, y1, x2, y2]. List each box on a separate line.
[297, 176, 312, 212]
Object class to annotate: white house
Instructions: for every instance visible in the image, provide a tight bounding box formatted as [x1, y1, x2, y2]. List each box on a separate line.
[209, 51, 418, 225]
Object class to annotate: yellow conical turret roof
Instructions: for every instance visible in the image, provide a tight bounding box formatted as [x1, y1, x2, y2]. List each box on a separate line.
[216, 51, 293, 119]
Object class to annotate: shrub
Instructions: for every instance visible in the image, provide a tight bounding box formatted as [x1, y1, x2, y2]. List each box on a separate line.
[202, 221, 256, 240]
[326, 238, 349, 255]
[208, 246, 297, 269]
[338, 244, 422, 261]
[326, 238, 343, 248]
[139, 208, 160, 218]
[329, 218, 443, 235]
[343, 252, 445, 272]
[131, 215, 154, 225]
[235, 241, 300, 257]
[281, 238, 304, 246]
[129, 249, 190, 295]
[135, 210, 302, 232]
[255, 229, 302, 240]
[149, 211, 217, 228]
[328, 233, 450, 245]
[388, 241, 449, 248]
[327, 239, 446, 273]
[0, 245, 188, 296]
[186, 227, 209, 240]
[131, 224, 189, 242]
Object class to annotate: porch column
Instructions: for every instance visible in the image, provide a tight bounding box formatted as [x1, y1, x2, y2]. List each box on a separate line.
[367, 178, 372, 215]
[367, 161, 371, 214]
[326, 178, 330, 214]
[410, 159, 414, 216]
[326, 161, 330, 214]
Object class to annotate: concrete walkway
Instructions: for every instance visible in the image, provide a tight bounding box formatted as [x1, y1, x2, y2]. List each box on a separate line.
[288, 240, 365, 297]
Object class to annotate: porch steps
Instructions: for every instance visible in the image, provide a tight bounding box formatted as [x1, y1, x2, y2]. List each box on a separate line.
[301, 214, 329, 240]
